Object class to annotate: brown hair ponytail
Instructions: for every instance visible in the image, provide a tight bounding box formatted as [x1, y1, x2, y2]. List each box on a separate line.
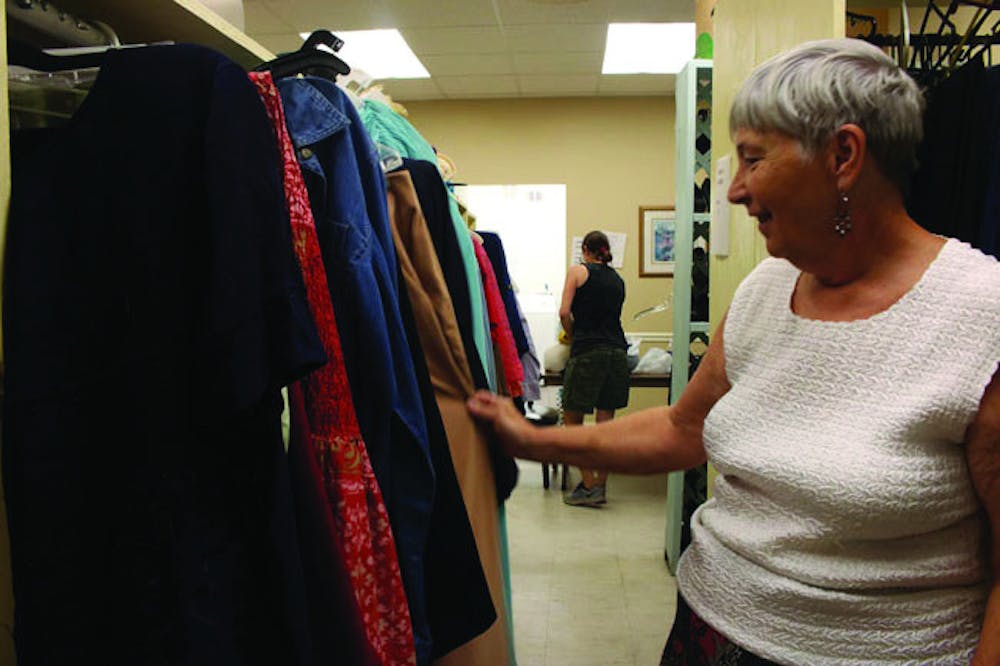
[582, 230, 612, 264]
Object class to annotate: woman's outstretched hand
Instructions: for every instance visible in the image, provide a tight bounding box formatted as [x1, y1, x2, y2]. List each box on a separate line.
[466, 390, 537, 459]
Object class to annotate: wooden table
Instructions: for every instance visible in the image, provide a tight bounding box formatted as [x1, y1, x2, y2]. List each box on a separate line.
[536, 372, 671, 489]
[541, 372, 671, 387]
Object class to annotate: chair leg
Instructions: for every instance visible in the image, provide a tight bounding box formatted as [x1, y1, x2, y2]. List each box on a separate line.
[542, 463, 550, 489]
[561, 464, 569, 491]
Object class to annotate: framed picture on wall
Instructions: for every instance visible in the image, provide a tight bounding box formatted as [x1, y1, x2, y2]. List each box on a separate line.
[639, 206, 676, 277]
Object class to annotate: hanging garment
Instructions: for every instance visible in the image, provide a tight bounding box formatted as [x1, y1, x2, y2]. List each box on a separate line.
[397, 160, 518, 502]
[396, 158, 489, 391]
[394, 255, 499, 660]
[478, 232, 530, 356]
[360, 98, 440, 165]
[977, 65, 1000, 258]
[286, 383, 380, 666]
[276, 76, 436, 661]
[386, 170, 512, 666]
[475, 282, 500, 391]
[250, 71, 415, 665]
[514, 296, 543, 402]
[517, 305, 542, 401]
[908, 57, 991, 244]
[4, 44, 326, 665]
[361, 101, 493, 385]
[472, 238, 524, 398]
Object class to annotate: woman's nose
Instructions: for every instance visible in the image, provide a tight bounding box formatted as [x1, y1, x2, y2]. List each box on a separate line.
[728, 167, 748, 205]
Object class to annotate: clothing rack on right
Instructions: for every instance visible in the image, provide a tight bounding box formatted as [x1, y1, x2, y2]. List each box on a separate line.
[857, 1, 1000, 257]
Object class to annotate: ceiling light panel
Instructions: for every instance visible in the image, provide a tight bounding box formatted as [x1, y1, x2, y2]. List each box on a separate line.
[301, 29, 430, 79]
[602, 23, 695, 75]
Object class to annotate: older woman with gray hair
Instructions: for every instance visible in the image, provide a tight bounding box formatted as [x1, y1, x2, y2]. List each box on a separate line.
[468, 38, 1000, 665]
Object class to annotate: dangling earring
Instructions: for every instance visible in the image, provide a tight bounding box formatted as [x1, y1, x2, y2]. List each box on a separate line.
[833, 191, 851, 237]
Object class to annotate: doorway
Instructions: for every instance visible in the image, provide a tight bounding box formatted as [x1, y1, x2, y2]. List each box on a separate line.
[455, 183, 566, 354]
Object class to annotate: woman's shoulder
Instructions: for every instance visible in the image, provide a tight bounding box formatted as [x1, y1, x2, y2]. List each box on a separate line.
[939, 236, 1000, 269]
[733, 256, 798, 301]
[567, 263, 589, 285]
[931, 239, 1000, 307]
[906, 239, 1000, 347]
[725, 258, 796, 332]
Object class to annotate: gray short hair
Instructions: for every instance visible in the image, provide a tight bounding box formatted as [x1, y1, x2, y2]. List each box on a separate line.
[730, 38, 924, 194]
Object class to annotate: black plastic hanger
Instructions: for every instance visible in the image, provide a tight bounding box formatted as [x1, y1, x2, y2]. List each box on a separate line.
[254, 29, 350, 80]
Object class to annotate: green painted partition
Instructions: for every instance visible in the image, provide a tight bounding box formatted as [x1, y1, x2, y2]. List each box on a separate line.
[665, 59, 712, 574]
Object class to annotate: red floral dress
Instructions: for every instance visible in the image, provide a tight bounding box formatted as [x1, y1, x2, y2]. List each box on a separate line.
[249, 71, 416, 666]
[472, 236, 524, 398]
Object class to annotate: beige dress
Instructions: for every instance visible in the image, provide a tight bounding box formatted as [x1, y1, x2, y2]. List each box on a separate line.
[387, 170, 510, 665]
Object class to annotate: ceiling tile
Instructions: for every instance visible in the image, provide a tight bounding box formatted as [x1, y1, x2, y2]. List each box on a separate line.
[243, 0, 294, 34]
[436, 75, 519, 97]
[243, 0, 693, 101]
[260, 0, 397, 32]
[512, 51, 603, 74]
[497, 0, 612, 25]
[495, 0, 692, 26]
[254, 32, 308, 55]
[421, 53, 513, 76]
[402, 26, 508, 55]
[518, 74, 599, 94]
[504, 23, 607, 52]
[382, 0, 499, 29]
[379, 78, 445, 101]
[597, 73, 674, 95]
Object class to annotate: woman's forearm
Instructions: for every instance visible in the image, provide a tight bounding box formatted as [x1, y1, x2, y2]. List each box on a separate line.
[515, 404, 706, 475]
[559, 313, 573, 338]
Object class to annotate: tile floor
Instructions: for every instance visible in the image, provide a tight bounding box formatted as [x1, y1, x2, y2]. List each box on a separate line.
[506, 461, 678, 666]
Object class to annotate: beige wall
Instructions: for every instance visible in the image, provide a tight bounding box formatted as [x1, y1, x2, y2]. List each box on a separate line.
[709, 0, 846, 330]
[404, 96, 675, 333]
[403, 96, 676, 413]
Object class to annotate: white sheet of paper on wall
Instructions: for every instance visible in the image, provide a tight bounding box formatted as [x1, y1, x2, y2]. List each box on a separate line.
[711, 155, 731, 257]
[571, 231, 626, 269]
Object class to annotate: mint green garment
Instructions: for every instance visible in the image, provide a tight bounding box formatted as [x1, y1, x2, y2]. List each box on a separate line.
[360, 99, 491, 382]
[499, 504, 516, 665]
[476, 282, 498, 392]
[360, 98, 437, 164]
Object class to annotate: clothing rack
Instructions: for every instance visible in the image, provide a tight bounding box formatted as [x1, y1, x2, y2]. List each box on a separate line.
[856, 0, 999, 82]
[847, 11, 878, 40]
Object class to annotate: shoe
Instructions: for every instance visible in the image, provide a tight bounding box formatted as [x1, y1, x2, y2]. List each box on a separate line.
[590, 484, 607, 505]
[563, 482, 606, 507]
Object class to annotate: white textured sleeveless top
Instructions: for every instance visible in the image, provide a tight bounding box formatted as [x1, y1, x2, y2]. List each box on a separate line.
[676, 238, 1000, 665]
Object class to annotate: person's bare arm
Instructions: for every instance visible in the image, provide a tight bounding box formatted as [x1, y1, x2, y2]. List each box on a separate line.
[558, 264, 587, 337]
[967, 369, 1000, 666]
[468, 315, 732, 475]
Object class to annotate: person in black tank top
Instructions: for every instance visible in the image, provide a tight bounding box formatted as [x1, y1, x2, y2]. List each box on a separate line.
[557, 231, 630, 506]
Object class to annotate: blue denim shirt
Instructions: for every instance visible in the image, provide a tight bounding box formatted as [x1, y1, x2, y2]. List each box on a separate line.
[277, 76, 435, 664]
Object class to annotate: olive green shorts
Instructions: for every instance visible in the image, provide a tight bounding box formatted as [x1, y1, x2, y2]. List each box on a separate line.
[562, 347, 630, 414]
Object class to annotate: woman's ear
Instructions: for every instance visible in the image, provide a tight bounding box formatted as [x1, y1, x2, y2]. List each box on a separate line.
[830, 123, 866, 191]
